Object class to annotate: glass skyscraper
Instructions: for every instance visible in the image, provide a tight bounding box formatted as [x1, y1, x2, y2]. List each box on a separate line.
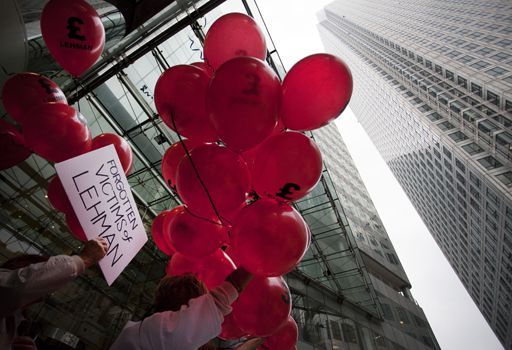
[318, 0, 512, 348]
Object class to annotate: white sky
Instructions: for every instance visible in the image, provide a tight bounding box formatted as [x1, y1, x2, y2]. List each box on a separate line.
[255, 1, 504, 349]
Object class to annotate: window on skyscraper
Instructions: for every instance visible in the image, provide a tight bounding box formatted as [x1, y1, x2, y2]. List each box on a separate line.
[486, 67, 509, 78]
[426, 60, 433, 69]
[471, 83, 483, 97]
[449, 131, 469, 142]
[455, 158, 466, 172]
[449, 101, 466, 113]
[478, 156, 503, 170]
[499, 27, 512, 34]
[438, 121, 455, 131]
[486, 91, 501, 106]
[495, 132, 512, 147]
[463, 143, 484, 155]
[458, 76, 468, 88]
[447, 50, 462, 58]
[490, 52, 512, 62]
[476, 47, 495, 56]
[470, 60, 491, 70]
[446, 70, 454, 81]
[418, 104, 432, 112]
[500, 172, 512, 187]
[463, 43, 479, 50]
[435, 65, 443, 74]
[468, 31, 483, 39]
[427, 112, 442, 121]
[480, 35, 498, 43]
[506, 100, 512, 113]
[381, 303, 395, 321]
[341, 323, 358, 343]
[495, 39, 512, 48]
[458, 55, 476, 64]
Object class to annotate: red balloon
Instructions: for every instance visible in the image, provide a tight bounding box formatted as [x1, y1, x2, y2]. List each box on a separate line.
[2, 73, 67, 124]
[155, 65, 217, 142]
[233, 276, 291, 337]
[281, 53, 353, 131]
[47, 176, 72, 213]
[166, 249, 234, 290]
[66, 210, 87, 242]
[0, 120, 31, 170]
[252, 132, 322, 202]
[22, 103, 91, 162]
[198, 249, 236, 289]
[41, 0, 105, 76]
[224, 245, 241, 266]
[219, 311, 248, 340]
[91, 133, 133, 173]
[204, 13, 266, 70]
[207, 57, 281, 152]
[176, 144, 250, 219]
[259, 316, 298, 350]
[152, 209, 181, 255]
[166, 252, 201, 277]
[232, 200, 309, 276]
[169, 207, 226, 260]
[191, 62, 213, 77]
[161, 140, 201, 191]
[217, 197, 249, 228]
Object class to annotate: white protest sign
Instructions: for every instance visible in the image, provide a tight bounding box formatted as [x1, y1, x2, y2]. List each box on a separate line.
[55, 145, 148, 285]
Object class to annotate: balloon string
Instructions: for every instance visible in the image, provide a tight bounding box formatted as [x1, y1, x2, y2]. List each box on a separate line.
[169, 110, 226, 226]
[0, 65, 13, 76]
[188, 36, 204, 60]
[73, 78, 81, 112]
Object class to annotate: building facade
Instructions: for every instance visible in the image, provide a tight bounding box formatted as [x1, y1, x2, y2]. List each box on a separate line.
[309, 123, 440, 350]
[318, 0, 512, 348]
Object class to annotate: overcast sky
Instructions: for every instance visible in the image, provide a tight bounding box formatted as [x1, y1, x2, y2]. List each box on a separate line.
[255, 1, 504, 349]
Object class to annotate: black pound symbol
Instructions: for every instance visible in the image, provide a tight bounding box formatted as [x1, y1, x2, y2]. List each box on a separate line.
[38, 79, 59, 95]
[67, 17, 86, 41]
[276, 183, 301, 201]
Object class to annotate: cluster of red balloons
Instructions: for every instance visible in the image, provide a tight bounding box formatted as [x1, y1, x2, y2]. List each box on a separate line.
[1, 72, 133, 242]
[46, 132, 133, 241]
[152, 12, 352, 347]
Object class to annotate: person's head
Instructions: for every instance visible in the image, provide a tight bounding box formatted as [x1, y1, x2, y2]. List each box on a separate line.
[154, 274, 208, 312]
[1, 254, 49, 270]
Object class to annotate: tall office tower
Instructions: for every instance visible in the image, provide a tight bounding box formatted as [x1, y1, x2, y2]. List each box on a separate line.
[318, 0, 512, 348]
[307, 123, 440, 350]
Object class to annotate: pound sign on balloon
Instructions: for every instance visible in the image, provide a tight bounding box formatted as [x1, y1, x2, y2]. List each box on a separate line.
[276, 183, 301, 201]
[38, 79, 60, 95]
[67, 17, 86, 41]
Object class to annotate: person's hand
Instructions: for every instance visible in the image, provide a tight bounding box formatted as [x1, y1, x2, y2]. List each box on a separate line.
[226, 267, 253, 293]
[11, 336, 37, 350]
[79, 237, 108, 268]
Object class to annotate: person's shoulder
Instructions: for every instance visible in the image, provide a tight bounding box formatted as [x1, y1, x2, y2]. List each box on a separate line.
[110, 321, 141, 350]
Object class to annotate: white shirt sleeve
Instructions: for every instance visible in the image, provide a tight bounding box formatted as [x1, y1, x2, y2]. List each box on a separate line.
[110, 282, 238, 350]
[0, 255, 85, 317]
